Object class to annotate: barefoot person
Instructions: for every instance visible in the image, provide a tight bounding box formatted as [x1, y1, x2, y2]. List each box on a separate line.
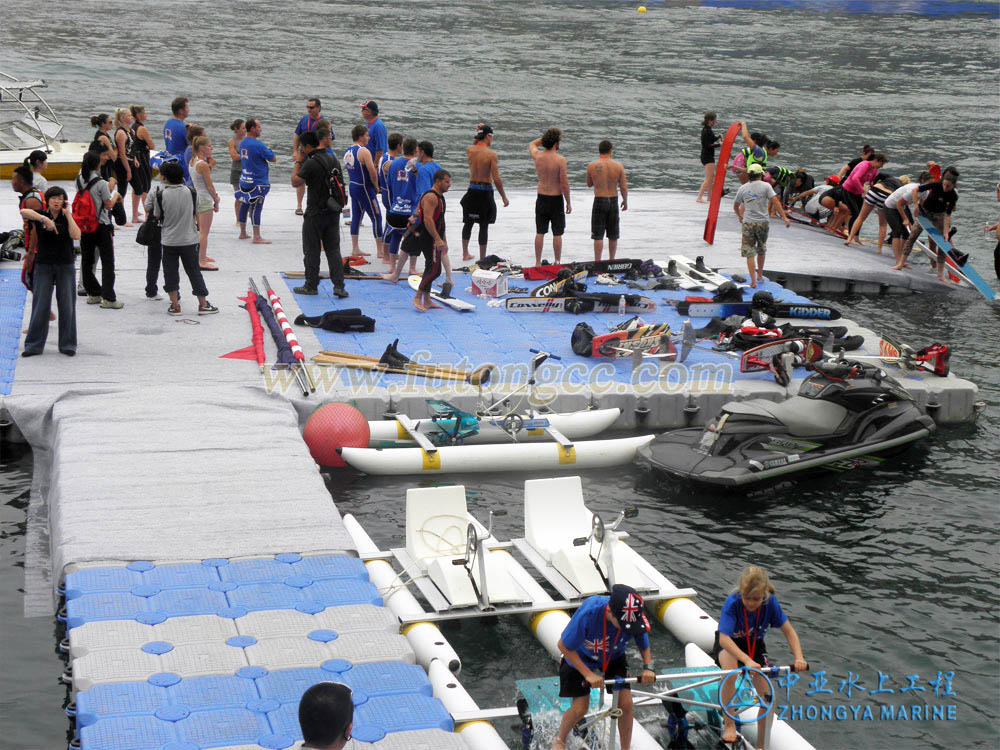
[227, 119, 245, 223]
[409, 169, 451, 311]
[461, 123, 509, 261]
[586, 140, 628, 261]
[344, 124, 384, 258]
[190, 136, 221, 270]
[696, 111, 720, 203]
[551, 585, 655, 750]
[236, 118, 276, 244]
[733, 163, 789, 288]
[530, 128, 571, 265]
[381, 138, 420, 283]
[714, 566, 808, 748]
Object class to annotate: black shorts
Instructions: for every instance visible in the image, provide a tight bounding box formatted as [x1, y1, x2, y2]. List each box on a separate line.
[535, 194, 566, 236]
[386, 212, 411, 230]
[461, 186, 497, 225]
[401, 228, 429, 258]
[558, 655, 629, 698]
[883, 205, 912, 241]
[591, 197, 620, 241]
[711, 630, 768, 667]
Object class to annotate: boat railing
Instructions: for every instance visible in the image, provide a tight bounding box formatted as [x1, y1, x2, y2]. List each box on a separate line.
[0, 73, 67, 151]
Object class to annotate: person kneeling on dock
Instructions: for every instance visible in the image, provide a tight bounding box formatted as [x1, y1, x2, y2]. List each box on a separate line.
[552, 584, 654, 750]
[713, 566, 807, 749]
[298, 681, 353, 749]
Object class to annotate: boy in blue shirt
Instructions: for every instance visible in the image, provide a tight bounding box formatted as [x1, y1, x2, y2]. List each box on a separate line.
[554, 584, 655, 750]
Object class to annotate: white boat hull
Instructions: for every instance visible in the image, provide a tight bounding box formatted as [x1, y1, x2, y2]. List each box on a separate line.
[341, 435, 655, 475]
[367, 407, 621, 447]
[0, 141, 89, 180]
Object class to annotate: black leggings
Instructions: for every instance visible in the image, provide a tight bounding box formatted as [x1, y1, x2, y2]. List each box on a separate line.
[418, 241, 442, 293]
[462, 218, 489, 247]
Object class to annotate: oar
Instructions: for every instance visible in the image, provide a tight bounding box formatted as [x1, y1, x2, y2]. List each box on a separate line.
[312, 354, 494, 385]
[319, 350, 470, 376]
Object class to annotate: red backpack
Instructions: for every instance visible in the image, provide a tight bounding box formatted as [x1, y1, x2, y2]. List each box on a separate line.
[72, 176, 102, 234]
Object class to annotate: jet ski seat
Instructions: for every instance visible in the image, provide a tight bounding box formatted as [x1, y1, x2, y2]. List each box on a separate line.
[722, 396, 848, 437]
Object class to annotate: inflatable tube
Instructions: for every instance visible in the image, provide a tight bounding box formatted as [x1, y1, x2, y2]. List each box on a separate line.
[685, 643, 816, 750]
[341, 435, 655, 475]
[655, 597, 717, 654]
[342, 514, 462, 674]
[366, 407, 621, 447]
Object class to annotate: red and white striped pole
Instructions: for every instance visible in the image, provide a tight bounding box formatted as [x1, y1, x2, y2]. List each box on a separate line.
[262, 276, 315, 392]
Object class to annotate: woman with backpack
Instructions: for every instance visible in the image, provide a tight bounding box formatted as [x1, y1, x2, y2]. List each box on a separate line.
[129, 105, 155, 223]
[145, 161, 218, 316]
[76, 150, 123, 309]
[189, 136, 221, 271]
[113, 108, 139, 226]
[19, 186, 81, 356]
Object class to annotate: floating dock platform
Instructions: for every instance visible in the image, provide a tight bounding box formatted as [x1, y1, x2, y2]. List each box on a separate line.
[0, 185, 985, 749]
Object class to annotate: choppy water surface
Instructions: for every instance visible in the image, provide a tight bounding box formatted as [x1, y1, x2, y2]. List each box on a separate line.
[1, 1, 998, 748]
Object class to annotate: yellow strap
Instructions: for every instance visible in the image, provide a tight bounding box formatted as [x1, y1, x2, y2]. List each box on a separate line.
[557, 444, 577, 465]
[421, 449, 441, 471]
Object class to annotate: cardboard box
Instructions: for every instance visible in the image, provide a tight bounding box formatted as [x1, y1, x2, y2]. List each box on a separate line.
[471, 269, 509, 297]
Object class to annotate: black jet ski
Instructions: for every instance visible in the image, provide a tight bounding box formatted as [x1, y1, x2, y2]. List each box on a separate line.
[636, 360, 935, 490]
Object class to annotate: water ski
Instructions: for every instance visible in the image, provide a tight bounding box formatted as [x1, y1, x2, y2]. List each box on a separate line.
[914, 215, 997, 302]
[672, 300, 841, 320]
[407, 275, 476, 311]
[530, 268, 588, 297]
[505, 294, 657, 314]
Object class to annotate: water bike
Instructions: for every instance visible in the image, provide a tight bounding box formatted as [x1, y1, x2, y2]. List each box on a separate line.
[635, 359, 936, 490]
[516, 657, 810, 750]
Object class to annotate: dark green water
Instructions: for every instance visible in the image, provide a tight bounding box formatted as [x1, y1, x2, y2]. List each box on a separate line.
[1, 1, 998, 748]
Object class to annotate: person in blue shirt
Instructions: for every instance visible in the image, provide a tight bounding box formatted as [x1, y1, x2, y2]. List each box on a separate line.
[163, 97, 189, 157]
[381, 138, 421, 283]
[293, 98, 324, 215]
[713, 566, 808, 746]
[163, 96, 191, 183]
[378, 133, 402, 214]
[360, 99, 387, 165]
[235, 118, 277, 244]
[553, 584, 654, 750]
[344, 124, 384, 259]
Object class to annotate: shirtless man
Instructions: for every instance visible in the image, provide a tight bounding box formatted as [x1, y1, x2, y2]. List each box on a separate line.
[461, 123, 509, 261]
[585, 140, 627, 261]
[530, 128, 571, 265]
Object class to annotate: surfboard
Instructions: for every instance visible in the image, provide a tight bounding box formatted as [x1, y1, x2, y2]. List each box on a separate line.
[703, 120, 742, 245]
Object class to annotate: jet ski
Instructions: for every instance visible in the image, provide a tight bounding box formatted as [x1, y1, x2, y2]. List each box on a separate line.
[635, 359, 935, 490]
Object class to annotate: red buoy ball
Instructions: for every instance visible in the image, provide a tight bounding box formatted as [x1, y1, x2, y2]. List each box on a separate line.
[303, 402, 370, 467]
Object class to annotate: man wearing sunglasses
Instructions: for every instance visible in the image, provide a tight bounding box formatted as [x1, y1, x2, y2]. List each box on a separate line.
[294, 98, 323, 215]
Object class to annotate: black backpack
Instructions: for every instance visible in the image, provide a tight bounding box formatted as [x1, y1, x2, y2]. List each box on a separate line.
[312, 150, 347, 213]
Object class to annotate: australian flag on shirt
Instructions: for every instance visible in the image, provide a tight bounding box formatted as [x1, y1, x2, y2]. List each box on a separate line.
[560, 596, 650, 672]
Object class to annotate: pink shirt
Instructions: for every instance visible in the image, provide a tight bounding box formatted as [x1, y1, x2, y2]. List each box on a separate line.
[843, 160, 879, 196]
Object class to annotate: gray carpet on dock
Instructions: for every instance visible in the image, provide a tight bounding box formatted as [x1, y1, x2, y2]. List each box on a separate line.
[7, 385, 352, 614]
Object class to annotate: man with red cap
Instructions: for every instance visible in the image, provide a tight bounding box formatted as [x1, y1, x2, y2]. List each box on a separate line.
[552, 584, 655, 750]
[360, 100, 387, 167]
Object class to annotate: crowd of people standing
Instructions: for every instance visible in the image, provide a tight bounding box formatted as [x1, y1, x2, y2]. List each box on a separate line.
[698, 112, 963, 284]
